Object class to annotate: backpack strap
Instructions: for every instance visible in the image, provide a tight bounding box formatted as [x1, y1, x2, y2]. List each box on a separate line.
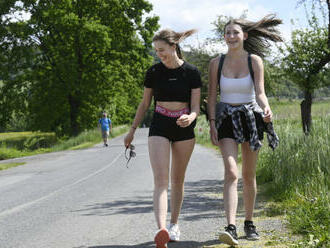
[217, 53, 255, 95]
[247, 53, 255, 84]
[217, 54, 226, 95]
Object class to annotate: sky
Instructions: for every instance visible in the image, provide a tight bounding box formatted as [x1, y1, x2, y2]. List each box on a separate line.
[145, 0, 326, 52]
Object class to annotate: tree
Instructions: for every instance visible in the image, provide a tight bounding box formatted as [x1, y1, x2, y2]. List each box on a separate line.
[0, 1, 33, 131]
[0, 0, 159, 136]
[280, 12, 329, 134]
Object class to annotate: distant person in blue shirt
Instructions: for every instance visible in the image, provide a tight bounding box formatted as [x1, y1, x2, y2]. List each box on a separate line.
[99, 112, 112, 147]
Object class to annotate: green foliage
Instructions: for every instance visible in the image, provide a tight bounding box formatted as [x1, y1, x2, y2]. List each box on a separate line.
[0, 125, 129, 160]
[0, 0, 159, 136]
[280, 10, 329, 93]
[0, 132, 57, 150]
[183, 46, 216, 101]
[0, 162, 26, 171]
[256, 116, 330, 247]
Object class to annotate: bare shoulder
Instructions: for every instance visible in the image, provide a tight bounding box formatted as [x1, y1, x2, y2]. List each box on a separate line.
[251, 54, 263, 65]
[209, 56, 220, 69]
[250, 54, 263, 71]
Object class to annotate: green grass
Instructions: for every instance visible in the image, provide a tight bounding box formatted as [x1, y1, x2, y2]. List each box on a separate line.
[0, 162, 26, 171]
[196, 99, 330, 248]
[0, 125, 129, 161]
[257, 115, 329, 248]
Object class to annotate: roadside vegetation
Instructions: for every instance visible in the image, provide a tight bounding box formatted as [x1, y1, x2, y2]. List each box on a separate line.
[0, 125, 129, 163]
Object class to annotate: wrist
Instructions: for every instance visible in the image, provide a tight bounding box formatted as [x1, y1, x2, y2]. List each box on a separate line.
[189, 112, 197, 119]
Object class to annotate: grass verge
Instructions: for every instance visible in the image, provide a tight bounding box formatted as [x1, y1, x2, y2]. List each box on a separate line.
[0, 125, 129, 161]
[0, 162, 26, 171]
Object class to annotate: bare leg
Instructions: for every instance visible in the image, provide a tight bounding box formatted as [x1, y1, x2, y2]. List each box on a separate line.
[148, 136, 171, 229]
[241, 142, 258, 221]
[219, 138, 239, 225]
[170, 138, 195, 224]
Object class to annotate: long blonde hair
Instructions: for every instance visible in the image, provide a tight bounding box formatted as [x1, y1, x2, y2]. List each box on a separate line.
[152, 29, 197, 59]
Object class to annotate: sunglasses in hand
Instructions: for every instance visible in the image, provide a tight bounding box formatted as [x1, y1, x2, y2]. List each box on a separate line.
[125, 144, 136, 168]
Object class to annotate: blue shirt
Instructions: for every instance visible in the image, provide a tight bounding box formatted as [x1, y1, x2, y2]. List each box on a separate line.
[99, 118, 111, 131]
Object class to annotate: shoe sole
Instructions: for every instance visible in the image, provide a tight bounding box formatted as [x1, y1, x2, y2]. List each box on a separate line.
[246, 236, 260, 241]
[219, 231, 238, 246]
[155, 229, 170, 248]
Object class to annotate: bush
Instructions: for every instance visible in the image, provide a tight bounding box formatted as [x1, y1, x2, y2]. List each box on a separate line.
[0, 132, 57, 151]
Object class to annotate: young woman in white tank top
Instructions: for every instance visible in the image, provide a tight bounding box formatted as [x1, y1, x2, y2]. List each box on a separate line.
[207, 15, 283, 246]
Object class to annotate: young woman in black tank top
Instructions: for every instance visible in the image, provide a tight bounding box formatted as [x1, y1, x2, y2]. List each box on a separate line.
[207, 15, 283, 245]
[124, 28, 202, 248]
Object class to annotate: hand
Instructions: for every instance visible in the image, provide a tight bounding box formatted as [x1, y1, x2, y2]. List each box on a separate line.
[210, 124, 219, 146]
[176, 114, 194, 128]
[124, 131, 134, 148]
[263, 106, 273, 123]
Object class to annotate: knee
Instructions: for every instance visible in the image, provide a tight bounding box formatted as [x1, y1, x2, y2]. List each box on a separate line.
[225, 170, 238, 184]
[154, 177, 169, 189]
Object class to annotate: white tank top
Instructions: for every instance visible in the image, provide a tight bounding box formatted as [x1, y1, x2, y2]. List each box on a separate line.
[220, 73, 256, 104]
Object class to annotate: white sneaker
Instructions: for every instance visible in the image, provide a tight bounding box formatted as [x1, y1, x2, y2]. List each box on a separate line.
[168, 223, 180, 242]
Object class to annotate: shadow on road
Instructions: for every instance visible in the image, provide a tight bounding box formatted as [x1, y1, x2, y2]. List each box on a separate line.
[74, 179, 224, 218]
[75, 178, 264, 219]
[86, 239, 220, 248]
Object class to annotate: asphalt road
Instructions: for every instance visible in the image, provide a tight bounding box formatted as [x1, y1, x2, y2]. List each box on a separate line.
[0, 128, 226, 248]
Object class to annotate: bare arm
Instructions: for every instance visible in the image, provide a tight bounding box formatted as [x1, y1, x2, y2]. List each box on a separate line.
[207, 57, 220, 145]
[124, 87, 153, 147]
[176, 88, 200, 127]
[190, 88, 201, 119]
[251, 55, 272, 122]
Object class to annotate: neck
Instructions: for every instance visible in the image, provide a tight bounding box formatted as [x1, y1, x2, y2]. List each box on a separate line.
[163, 56, 183, 69]
[226, 48, 247, 59]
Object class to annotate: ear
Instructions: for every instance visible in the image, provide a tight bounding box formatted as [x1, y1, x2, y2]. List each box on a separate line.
[243, 32, 248, 40]
[171, 43, 177, 51]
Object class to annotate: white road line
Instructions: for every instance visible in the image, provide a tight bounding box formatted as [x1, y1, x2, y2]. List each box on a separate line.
[0, 153, 122, 218]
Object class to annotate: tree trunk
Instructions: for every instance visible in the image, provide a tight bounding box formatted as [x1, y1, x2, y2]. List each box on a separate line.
[300, 91, 312, 135]
[327, 0, 330, 49]
[68, 94, 80, 136]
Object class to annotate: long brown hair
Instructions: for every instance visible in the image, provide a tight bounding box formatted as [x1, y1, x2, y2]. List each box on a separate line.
[152, 29, 197, 59]
[225, 14, 283, 57]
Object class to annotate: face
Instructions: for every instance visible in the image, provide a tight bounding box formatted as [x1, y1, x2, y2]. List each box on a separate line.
[153, 40, 176, 64]
[224, 24, 247, 49]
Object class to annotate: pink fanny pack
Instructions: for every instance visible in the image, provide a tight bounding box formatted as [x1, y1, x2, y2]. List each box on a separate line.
[155, 105, 189, 118]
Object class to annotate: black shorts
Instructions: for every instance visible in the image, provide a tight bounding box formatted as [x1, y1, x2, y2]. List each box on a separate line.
[218, 112, 264, 141]
[149, 112, 196, 142]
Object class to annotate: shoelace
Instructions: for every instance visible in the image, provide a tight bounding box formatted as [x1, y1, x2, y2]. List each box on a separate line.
[246, 224, 258, 234]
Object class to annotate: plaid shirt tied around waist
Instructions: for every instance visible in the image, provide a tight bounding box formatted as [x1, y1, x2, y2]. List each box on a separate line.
[215, 102, 279, 151]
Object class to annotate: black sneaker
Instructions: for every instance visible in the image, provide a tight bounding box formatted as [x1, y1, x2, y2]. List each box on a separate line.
[244, 220, 260, 240]
[219, 224, 238, 246]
